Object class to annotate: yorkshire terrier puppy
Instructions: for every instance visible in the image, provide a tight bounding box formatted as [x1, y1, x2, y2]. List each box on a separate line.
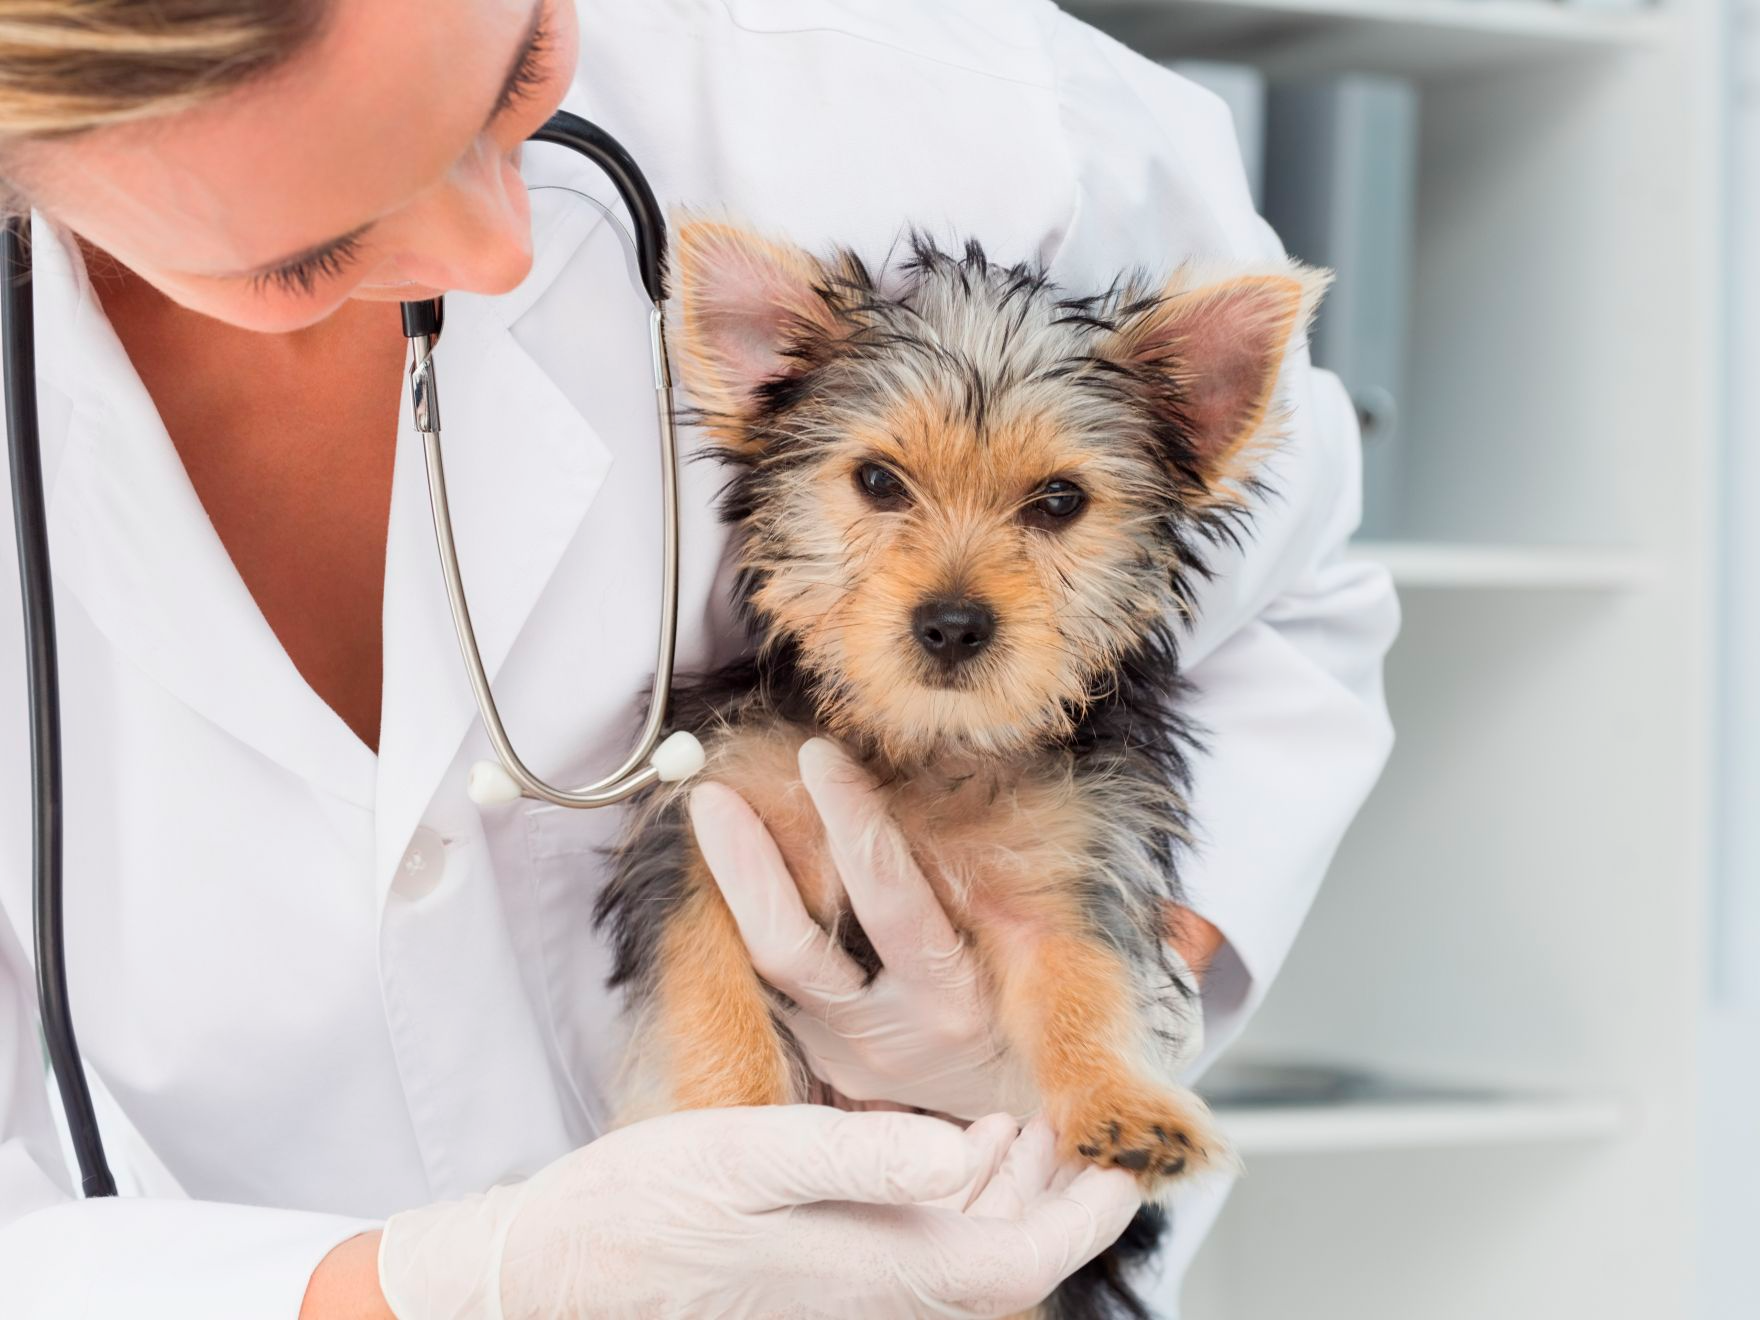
[597, 218, 1322, 1311]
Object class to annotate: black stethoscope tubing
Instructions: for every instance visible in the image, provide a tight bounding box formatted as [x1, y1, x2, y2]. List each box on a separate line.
[1, 214, 108, 1198]
[1, 110, 668, 1201]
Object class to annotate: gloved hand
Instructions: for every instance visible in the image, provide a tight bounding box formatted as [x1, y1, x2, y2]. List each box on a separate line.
[377, 1106, 1137, 1319]
[688, 737, 1205, 1121]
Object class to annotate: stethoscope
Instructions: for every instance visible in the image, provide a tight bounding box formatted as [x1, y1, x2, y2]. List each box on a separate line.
[1, 111, 703, 1200]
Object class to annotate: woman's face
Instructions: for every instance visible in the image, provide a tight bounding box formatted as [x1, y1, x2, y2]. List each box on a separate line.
[9, 0, 578, 333]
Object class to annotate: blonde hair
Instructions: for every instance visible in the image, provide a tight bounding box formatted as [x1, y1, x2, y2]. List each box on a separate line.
[0, 0, 324, 144]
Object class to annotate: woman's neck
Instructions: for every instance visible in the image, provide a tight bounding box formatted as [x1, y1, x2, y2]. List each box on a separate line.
[85, 241, 408, 753]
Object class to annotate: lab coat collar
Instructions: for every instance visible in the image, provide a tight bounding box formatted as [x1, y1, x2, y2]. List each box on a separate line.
[32, 76, 634, 894]
[31, 214, 618, 881]
[34, 225, 382, 806]
[370, 77, 648, 894]
[496, 78, 630, 327]
[370, 285, 612, 898]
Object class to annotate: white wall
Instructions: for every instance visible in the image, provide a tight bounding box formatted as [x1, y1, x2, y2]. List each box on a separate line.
[1701, 3, 1760, 1313]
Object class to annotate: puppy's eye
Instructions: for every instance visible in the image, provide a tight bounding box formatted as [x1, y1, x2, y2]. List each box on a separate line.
[1024, 478, 1086, 527]
[856, 462, 909, 505]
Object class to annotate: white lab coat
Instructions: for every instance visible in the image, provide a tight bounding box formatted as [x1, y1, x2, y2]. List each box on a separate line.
[0, 2, 1397, 1314]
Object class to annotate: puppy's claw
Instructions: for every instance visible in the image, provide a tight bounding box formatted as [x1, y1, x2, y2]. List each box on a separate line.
[1056, 1079, 1231, 1189]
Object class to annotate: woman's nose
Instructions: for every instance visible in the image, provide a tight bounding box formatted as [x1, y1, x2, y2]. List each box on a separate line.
[393, 143, 534, 295]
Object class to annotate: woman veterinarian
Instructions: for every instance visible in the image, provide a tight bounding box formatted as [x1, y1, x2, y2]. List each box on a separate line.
[0, 2, 1396, 1316]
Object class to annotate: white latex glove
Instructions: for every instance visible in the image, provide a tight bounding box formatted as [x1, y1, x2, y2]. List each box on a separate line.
[689, 737, 1205, 1121]
[378, 1106, 1137, 1319]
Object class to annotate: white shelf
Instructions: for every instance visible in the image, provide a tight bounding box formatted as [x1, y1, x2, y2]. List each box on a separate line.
[1076, 0, 1719, 1313]
[1067, 0, 1669, 77]
[1215, 1093, 1626, 1155]
[1347, 540, 1656, 589]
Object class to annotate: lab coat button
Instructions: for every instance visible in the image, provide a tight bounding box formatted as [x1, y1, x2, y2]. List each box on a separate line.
[394, 827, 447, 900]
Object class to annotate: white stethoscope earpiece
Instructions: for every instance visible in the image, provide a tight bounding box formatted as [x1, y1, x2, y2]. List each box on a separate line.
[466, 761, 523, 807]
[650, 729, 709, 783]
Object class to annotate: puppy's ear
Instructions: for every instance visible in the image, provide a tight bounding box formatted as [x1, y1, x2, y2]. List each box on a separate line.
[1107, 264, 1328, 491]
[673, 217, 843, 433]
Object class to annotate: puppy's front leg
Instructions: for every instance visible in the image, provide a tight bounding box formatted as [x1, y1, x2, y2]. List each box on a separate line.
[646, 848, 800, 1111]
[976, 906, 1225, 1186]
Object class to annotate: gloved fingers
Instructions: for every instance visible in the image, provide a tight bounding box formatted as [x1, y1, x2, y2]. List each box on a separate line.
[928, 1163, 1138, 1312]
[781, 1012, 872, 1096]
[1014, 1164, 1141, 1287]
[379, 1186, 518, 1320]
[689, 782, 865, 1002]
[798, 738, 977, 995]
[717, 1106, 995, 1213]
[966, 1116, 1058, 1220]
[787, 1009, 1013, 1121]
[925, 1112, 1020, 1211]
[1048, 1157, 1085, 1195]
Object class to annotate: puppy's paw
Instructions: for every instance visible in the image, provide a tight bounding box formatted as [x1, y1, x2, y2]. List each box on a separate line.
[1058, 1079, 1232, 1187]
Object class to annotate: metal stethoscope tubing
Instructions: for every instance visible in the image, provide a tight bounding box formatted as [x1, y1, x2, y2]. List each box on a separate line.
[1, 110, 699, 1203]
[400, 110, 703, 809]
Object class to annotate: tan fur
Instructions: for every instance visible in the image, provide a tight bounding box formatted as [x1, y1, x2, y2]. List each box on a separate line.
[651, 858, 799, 1110]
[980, 923, 1223, 1178]
[1105, 265, 1329, 504]
[614, 222, 1321, 1209]
[674, 216, 850, 434]
[747, 392, 1183, 766]
[638, 723, 1227, 1186]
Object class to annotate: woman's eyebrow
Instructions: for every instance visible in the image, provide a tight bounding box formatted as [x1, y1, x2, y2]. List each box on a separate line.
[223, 0, 547, 281]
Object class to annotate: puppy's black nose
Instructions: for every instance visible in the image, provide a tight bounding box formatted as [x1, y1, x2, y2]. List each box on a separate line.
[912, 598, 996, 667]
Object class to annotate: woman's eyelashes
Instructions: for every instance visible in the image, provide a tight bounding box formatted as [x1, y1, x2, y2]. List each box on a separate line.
[250, 230, 367, 298]
[248, 9, 559, 301]
[492, 11, 555, 118]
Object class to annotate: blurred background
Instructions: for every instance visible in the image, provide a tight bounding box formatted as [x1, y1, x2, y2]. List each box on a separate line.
[1059, 1, 1752, 1316]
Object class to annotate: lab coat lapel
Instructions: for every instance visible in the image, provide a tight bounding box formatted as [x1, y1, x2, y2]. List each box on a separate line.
[27, 132, 623, 890]
[34, 223, 379, 806]
[371, 288, 613, 898]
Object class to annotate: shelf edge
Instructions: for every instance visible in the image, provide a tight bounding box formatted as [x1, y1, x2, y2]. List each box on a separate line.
[1346, 542, 1658, 590]
[1216, 1095, 1627, 1156]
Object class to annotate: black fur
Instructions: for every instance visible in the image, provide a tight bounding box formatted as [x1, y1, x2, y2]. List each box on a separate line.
[1045, 1206, 1170, 1320]
[714, 235, 1263, 632]
[596, 234, 1278, 1319]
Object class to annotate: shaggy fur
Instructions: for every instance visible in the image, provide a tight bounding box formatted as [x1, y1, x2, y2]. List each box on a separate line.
[594, 220, 1324, 1317]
